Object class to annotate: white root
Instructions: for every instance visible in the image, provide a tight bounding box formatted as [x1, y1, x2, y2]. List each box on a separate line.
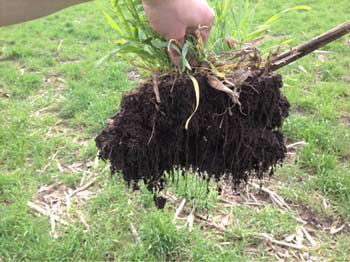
[208, 75, 240, 105]
[152, 73, 161, 104]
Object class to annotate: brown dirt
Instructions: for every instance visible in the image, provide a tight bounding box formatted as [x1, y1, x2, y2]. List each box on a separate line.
[340, 113, 350, 127]
[96, 72, 290, 195]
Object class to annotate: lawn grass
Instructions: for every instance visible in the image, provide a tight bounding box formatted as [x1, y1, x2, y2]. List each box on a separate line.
[1, 0, 350, 260]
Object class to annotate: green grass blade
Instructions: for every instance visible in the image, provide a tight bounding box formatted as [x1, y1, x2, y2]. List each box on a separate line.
[102, 10, 124, 36]
[95, 43, 131, 67]
[282, 5, 312, 13]
[262, 5, 311, 27]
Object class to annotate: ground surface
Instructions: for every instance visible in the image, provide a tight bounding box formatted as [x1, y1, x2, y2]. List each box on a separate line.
[1, 0, 350, 261]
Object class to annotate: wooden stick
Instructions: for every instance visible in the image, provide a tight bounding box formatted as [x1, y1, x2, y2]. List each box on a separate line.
[249, 182, 291, 211]
[258, 233, 306, 251]
[194, 213, 226, 232]
[77, 211, 90, 232]
[286, 141, 308, 149]
[301, 227, 317, 247]
[50, 214, 58, 239]
[173, 199, 186, 223]
[68, 177, 98, 198]
[130, 223, 141, 244]
[270, 21, 350, 71]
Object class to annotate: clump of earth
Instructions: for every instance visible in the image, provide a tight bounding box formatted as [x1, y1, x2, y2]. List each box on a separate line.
[96, 70, 290, 197]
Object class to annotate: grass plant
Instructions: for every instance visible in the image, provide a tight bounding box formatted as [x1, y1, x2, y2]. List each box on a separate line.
[101, 0, 311, 74]
[99, 0, 172, 72]
[0, 0, 350, 260]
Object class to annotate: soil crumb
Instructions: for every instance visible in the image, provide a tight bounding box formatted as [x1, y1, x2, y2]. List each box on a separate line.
[96, 72, 290, 193]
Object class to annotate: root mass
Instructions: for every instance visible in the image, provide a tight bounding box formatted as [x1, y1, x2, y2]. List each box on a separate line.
[96, 73, 290, 192]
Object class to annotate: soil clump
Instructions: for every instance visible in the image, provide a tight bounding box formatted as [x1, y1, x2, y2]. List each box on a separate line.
[96, 72, 290, 194]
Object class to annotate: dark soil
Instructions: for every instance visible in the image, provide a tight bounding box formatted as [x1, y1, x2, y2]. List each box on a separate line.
[96, 72, 290, 195]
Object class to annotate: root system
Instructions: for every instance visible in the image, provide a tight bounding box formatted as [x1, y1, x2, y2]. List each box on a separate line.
[96, 72, 290, 192]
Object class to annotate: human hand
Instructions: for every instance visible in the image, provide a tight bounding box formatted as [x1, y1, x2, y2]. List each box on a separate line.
[142, 0, 215, 65]
[0, 0, 90, 27]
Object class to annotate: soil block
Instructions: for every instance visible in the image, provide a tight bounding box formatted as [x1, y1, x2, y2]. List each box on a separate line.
[96, 72, 290, 192]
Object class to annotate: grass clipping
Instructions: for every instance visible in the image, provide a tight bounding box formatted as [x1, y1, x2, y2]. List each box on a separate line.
[96, 46, 290, 195]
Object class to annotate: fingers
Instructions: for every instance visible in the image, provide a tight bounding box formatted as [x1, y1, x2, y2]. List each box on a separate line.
[168, 39, 184, 67]
[168, 48, 181, 67]
[142, 1, 187, 41]
[187, 24, 212, 42]
[143, 0, 215, 41]
[0, 0, 91, 26]
[142, 0, 215, 66]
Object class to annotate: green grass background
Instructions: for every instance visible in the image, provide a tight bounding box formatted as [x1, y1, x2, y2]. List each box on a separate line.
[1, 0, 350, 260]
